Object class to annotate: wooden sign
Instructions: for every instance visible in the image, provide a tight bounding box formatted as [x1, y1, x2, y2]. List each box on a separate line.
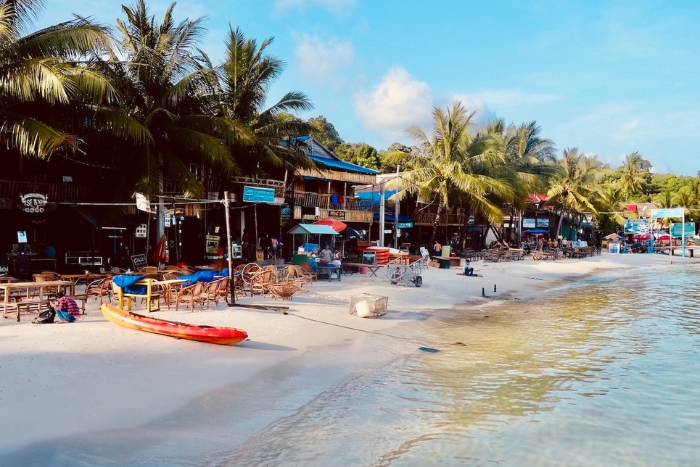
[131, 254, 147, 271]
[328, 210, 346, 220]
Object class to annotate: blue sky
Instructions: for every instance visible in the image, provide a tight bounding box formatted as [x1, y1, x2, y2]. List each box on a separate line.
[38, 0, 700, 175]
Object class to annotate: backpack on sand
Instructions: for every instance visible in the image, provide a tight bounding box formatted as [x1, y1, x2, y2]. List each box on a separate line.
[32, 308, 56, 324]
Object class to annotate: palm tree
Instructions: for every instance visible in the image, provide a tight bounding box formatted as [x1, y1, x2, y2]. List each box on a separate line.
[0, 0, 119, 158]
[618, 152, 649, 196]
[108, 0, 238, 238]
[546, 148, 598, 238]
[387, 102, 512, 244]
[205, 26, 314, 177]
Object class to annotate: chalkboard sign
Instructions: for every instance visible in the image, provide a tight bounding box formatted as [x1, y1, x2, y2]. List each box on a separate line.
[131, 254, 147, 271]
[16, 256, 31, 279]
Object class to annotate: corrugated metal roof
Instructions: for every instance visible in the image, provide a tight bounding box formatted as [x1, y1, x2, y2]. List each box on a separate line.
[309, 154, 379, 175]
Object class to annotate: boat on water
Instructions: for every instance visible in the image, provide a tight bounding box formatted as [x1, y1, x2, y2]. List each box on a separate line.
[100, 303, 248, 345]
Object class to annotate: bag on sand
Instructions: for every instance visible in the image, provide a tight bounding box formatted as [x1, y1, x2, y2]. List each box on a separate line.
[32, 308, 56, 324]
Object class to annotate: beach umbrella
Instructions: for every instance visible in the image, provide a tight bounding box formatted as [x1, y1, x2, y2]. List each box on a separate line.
[604, 233, 619, 240]
[633, 233, 651, 240]
[313, 217, 347, 233]
[657, 234, 671, 241]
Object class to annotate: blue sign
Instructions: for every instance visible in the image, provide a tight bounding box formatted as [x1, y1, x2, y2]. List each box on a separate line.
[651, 208, 684, 218]
[670, 222, 695, 237]
[397, 221, 414, 228]
[242, 186, 275, 203]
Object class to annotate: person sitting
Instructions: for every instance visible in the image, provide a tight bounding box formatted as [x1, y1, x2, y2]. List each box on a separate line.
[50, 292, 79, 322]
[463, 260, 474, 276]
[332, 248, 342, 266]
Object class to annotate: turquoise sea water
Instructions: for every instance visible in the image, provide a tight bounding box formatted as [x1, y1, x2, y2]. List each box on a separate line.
[220, 263, 700, 466]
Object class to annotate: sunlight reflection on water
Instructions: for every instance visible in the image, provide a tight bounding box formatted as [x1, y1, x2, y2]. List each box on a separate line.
[217, 264, 700, 467]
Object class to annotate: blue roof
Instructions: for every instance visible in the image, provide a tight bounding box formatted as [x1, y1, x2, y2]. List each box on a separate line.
[309, 155, 379, 175]
[373, 213, 414, 223]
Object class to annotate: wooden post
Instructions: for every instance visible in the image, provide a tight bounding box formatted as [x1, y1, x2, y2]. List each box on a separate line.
[224, 191, 235, 306]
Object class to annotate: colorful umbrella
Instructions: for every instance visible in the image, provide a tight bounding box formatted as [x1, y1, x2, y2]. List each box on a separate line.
[656, 234, 671, 241]
[604, 233, 619, 240]
[313, 217, 347, 233]
[633, 233, 651, 240]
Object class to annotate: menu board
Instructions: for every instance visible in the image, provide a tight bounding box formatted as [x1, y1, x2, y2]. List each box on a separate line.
[131, 254, 147, 271]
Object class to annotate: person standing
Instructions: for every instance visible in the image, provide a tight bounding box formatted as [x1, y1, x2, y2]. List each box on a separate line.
[433, 240, 442, 257]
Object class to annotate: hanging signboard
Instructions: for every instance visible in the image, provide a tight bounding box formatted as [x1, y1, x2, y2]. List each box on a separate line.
[135, 224, 147, 238]
[536, 218, 549, 227]
[650, 208, 684, 218]
[397, 221, 414, 228]
[242, 186, 275, 203]
[19, 193, 48, 214]
[522, 218, 536, 228]
[135, 193, 152, 213]
[670, 222, 695, 237]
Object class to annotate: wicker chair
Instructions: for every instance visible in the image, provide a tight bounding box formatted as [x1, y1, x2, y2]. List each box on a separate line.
[174, 282, 204, 312]
[85, 278, 112, 305]
[268, 281, 300, 300]
[240, 263, 261, 296]
[249, 269, 275, 296]
[201, 279, 223, 308]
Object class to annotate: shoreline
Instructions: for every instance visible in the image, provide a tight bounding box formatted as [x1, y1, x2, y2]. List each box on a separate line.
[0, 252, 694, 464]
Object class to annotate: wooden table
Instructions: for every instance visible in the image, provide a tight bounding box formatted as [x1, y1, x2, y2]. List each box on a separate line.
[0, 280, 72, 322]
[342, 263, 384, 277]
[432, 256, 461, 268]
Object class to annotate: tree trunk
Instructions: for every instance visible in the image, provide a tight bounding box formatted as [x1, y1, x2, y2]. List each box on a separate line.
[430, 195, 445, 245]
[556, 208, 565, 239]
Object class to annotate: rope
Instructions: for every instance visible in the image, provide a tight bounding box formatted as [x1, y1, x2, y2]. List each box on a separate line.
[286, 313, 439, 352]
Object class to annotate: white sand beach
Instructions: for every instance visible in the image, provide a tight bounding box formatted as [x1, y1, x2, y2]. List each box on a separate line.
[0, 252, 693, 465]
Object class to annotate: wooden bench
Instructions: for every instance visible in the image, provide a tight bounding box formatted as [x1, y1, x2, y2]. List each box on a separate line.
[117, 279, 161, 312]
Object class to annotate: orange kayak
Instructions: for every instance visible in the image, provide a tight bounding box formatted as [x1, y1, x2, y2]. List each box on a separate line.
[101, 303, 248, 345]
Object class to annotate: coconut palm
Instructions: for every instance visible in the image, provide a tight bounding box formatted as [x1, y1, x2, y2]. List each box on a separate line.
[387, 102, 512, 244]
[106, 0, 242, 237]
[618, 152, 649, 196]
[0, 0, 120, 158]
[546, 148, 599, 238]
[204, 26, 314, 177]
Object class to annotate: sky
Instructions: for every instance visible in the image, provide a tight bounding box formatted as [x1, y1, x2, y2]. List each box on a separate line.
[37, 0, 700, 175]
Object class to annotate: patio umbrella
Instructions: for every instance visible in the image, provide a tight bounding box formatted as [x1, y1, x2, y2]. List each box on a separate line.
[604, 233, 619, 240]
[313, 217, 347, 233]
[633, 233, 651, 240]
[148, 235, 169, 264]
[656, 234, 671, 241]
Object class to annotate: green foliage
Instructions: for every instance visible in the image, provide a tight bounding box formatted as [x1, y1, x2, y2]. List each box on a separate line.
[308, 116, 343, 150]
[335, 142, 380, 170]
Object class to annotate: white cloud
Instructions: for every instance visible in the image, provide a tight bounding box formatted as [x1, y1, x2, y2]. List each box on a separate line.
[273, 0, 356, 16]
[293, 34, 353, 82]
[449, 94, 497, 123]
[354, 67, 433, 142]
